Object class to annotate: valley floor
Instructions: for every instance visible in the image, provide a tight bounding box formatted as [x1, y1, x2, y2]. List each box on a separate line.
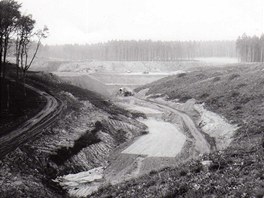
[1, 61, 264, 198]
[58, 94, 232, 197]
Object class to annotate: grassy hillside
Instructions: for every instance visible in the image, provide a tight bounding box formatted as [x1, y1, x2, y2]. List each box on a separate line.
[91, 63, 264, 197]
[136, 63, 264, 145]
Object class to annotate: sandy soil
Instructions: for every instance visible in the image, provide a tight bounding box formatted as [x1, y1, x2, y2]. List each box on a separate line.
[54, 167, 104, 197]
[194, 103, 238, 150]
[149, 96, 238, 150]
[122, 118, 186, 157]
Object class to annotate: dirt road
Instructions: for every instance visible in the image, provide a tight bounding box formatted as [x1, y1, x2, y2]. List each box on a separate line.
[121, 97, 211, 154]
[0, 81, 63, 158]
[138, 98, 211, 154]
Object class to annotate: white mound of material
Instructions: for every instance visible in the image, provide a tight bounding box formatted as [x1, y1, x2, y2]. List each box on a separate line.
[54, 167, 104, 197]
[122, 118, 186, 157]
[194, 103, 238, 150]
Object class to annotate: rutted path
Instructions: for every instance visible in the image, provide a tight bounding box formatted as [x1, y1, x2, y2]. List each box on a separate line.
[0, 80, 63, 158]
[140, 98, 211, 154]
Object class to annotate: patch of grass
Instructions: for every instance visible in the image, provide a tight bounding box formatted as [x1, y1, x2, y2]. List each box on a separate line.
[231, 91, 240, 97]
[212, 76, 221, 82]
[199, 93, 210, 99]
[228, 73, 240, 81]
[177, 73, 187, 78]
[178, 95, 192, 103]
[236, 83, 247, 89]
[91, 145, 264, 198]
[130, 111, 147, 119]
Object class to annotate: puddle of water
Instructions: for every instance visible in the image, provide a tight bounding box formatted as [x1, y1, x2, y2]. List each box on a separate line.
[122, 118, 186, 157]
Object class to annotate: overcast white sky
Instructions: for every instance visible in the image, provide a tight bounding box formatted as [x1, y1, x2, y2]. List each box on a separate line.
[18, 0, 264, 45]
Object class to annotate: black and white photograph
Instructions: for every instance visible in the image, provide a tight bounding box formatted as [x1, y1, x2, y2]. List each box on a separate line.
[0, 0, 264, 197]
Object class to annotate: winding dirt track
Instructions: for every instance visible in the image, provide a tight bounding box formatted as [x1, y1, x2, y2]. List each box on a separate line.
[0, 81, 63, 158]
[137, 98, 211, 154]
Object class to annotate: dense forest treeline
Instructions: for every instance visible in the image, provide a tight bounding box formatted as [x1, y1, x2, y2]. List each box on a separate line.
[236, 34, 264, 62]
[39, 40, 236, 61]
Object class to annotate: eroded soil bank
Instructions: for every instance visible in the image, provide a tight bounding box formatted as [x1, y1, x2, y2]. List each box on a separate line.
[57, 94, 228, 197]
[55, 100, 188, 197]
[0, 73, 147, 198]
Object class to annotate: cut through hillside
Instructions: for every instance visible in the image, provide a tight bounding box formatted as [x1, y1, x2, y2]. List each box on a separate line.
[0, 70, 147, 198]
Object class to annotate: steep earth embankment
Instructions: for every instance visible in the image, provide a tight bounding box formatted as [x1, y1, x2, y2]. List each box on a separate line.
[53, 73, 111, 97]
[0, 72, 146, 198]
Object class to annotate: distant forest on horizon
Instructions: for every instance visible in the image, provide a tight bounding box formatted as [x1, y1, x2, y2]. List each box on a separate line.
[38, 40, 236, 61]
[236, 34, 264, 62]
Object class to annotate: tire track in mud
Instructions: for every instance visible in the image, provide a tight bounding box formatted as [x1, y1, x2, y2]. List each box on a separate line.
[0, 80, 64, 158]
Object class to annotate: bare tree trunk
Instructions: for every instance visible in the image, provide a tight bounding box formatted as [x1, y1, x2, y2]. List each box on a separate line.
[25, 50, 28, 68]
[0, 34, 3, 113]
[0, 34, 3, 77]
[15, 38, 22, 82]
[6, 83, 9, 110]
[26, 39, 41, 70]
[252, 48, 255, 62]
[22, 69, 26, 97]
[3, 35, 9, 81]
[260, 47, 263, 62]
